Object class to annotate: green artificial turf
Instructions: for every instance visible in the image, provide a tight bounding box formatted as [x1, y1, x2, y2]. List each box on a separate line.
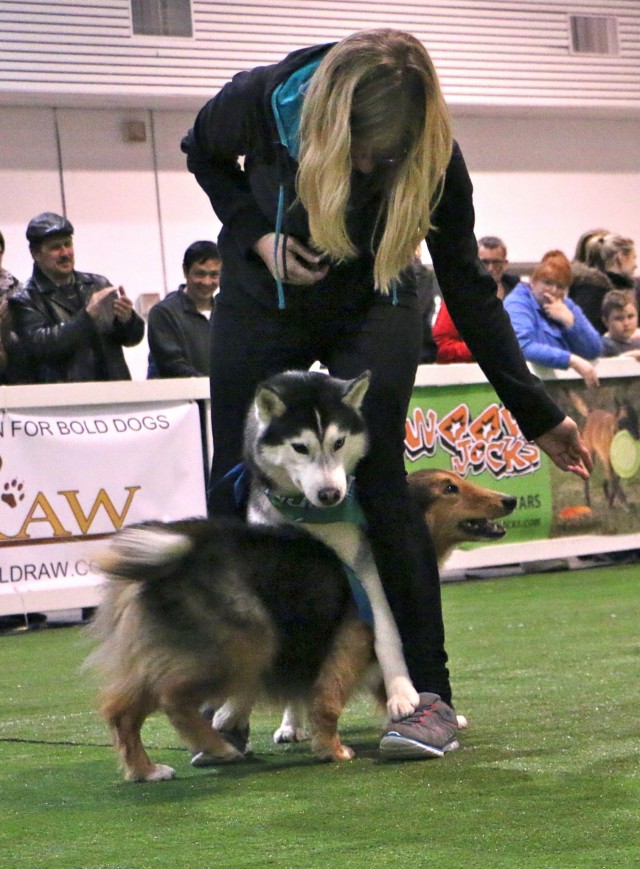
[1, 564, 638, 868]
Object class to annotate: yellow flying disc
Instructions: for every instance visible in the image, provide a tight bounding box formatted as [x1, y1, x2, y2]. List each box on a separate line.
[609, 429, 640, 479]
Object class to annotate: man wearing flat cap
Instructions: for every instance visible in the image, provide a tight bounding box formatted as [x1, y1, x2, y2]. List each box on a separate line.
[7, 212, 144, 383]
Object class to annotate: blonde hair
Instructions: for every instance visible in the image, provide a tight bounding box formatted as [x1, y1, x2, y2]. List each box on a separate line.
[296, 29, 453, 294]
[573, 228, 609, 263]
[586, 234, 635, 273]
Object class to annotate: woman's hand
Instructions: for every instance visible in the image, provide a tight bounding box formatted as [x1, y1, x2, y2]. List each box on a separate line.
[568, 354, 600, 389]
[254, 233, 329, 285]
[534, 416, 593, 480]
[541, 292, 574, 328]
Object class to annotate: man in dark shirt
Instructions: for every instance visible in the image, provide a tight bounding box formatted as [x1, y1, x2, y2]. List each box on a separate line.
[147, 240, 220, 378]
[8, 212, 144, 383]
[477, 235, 519, 298]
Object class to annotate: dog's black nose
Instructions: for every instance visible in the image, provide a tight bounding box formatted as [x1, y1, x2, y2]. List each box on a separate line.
[503, 495, 517, 513]
[318, 487, 341, 506]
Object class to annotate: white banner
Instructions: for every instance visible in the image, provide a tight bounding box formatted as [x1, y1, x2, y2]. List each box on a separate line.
[0, 401, 207, 615]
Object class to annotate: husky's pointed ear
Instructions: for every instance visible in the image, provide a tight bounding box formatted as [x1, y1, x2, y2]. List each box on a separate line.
[254, 384, 287, 423]
[343, 370, 371, 410]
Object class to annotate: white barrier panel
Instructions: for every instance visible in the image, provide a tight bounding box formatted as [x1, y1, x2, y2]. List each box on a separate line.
[2, 358, 640, 614]
[0, 382, 208, 616]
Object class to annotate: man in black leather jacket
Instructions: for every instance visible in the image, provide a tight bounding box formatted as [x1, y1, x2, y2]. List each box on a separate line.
[7, 212, 144, 383]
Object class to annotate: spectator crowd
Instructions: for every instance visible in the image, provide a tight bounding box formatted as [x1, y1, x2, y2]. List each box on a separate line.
[2, 215, 638, 388]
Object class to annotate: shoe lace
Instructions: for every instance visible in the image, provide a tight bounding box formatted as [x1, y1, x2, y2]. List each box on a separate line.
[401, 701, 438, 726]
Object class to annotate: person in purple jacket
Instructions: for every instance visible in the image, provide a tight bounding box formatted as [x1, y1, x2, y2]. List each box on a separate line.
[504, 250, 603, 388]
[182, 29, 592, 759]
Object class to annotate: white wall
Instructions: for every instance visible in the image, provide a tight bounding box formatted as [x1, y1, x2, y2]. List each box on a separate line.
[452, 113, 640, 264]
[0, 107, 222, 284]
[2, 1, 640, 114]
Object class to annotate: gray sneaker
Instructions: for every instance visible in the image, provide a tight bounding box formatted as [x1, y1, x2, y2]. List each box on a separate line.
[379, 692, 459, 759]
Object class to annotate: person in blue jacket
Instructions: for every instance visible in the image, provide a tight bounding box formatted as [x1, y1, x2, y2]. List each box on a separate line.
[504, 250, 603, 388]
[182, 29, 592, 759]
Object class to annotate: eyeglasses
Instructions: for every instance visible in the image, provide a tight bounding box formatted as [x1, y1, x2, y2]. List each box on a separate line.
[350, 142, 408, 168]
[480, 258, 505, 267]
[375, 149, 408, 167]
[540, 278, 568, 292]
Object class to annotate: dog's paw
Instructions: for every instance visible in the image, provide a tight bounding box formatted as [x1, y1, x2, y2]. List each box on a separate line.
[312, 741, 356, 761]
[126, 763, 176, 782]
[387, 694, 418, 721]
[332, 744, 356, 761]
[386, 680, 420, 721]
[273, 724, 309, 744]
[146, 763, 176, 781]
[191, 748, 245, 767]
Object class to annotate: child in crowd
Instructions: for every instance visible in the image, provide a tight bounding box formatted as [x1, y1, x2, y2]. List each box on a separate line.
[601, 289, 640, 359]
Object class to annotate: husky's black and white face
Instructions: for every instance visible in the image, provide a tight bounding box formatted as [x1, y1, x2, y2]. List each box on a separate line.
[247, 370, 370, 507]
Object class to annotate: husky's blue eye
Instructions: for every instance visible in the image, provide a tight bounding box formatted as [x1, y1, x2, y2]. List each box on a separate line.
[292, 443, 309, 455]
[334, 437, 345, 451]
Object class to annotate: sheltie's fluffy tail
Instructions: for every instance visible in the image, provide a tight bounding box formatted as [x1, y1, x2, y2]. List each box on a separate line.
[97, 526, 193, 580]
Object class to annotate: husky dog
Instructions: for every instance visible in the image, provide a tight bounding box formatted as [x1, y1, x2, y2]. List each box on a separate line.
[209, 370, 419, 746]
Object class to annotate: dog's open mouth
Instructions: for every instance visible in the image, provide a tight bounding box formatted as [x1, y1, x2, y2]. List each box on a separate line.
[458, 518, 506, 540]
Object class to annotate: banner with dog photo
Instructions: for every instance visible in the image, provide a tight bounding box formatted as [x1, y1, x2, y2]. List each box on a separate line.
[405, 382, 553, 546]
[405, 375, 640, 546]
[543, 377, 640, 538]
[0, 401, 207, 615]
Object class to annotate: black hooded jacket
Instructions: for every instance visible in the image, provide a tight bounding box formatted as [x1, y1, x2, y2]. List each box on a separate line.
[181, 44, 563, 440]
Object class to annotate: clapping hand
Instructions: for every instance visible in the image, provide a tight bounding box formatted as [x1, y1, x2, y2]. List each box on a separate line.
[113, 287, 134, 323]
[86, 285, 133, 326]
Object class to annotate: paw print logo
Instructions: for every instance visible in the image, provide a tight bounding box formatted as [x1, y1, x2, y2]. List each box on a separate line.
[2, 479, 25, 509]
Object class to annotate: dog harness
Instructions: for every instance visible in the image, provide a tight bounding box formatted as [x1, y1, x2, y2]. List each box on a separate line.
[264, 478, 374, 627]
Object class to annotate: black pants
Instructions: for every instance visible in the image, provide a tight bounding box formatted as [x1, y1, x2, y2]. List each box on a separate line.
[207, 293, 452, 704]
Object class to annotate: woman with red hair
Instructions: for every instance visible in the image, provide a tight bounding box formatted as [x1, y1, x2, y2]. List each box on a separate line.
[504, 250, 603, 387]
